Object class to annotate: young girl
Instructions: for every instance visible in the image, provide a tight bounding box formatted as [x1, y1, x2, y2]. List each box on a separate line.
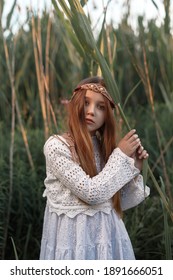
[40, 76, 150, 260]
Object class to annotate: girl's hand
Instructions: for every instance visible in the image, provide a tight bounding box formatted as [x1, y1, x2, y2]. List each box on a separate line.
[118, 129, 149, 171]
[132, 145, 149, 171]
[117, 129, 141, 157]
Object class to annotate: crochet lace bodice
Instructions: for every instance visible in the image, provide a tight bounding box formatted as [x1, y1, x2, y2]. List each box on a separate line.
[43, 135, 150, 218]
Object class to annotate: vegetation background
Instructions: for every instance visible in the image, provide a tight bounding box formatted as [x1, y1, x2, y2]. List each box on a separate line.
[0, 0, 173, 260]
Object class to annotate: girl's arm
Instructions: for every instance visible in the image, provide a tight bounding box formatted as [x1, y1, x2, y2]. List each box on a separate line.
[44, 136, 141, 205]
[120, 175, 150, 211]
[118, 131, 150, 210]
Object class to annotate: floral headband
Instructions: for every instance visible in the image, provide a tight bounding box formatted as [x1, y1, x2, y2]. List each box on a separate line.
[71, 83, 115, 108]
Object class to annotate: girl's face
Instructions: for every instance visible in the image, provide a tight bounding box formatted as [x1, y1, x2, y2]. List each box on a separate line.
[84, 90, 106, 135]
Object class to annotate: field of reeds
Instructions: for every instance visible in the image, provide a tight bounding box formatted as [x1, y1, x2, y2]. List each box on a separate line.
[0, 0, 173, 260]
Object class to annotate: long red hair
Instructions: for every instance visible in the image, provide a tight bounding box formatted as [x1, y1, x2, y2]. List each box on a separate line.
[67, 77, 122, 217]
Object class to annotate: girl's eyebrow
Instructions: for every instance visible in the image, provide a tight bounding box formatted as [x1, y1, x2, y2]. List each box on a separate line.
[85, 96, 105, 104]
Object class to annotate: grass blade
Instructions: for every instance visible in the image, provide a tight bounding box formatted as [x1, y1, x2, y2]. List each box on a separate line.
[160, 176, 172, 259]
[11, 237, 19, 260]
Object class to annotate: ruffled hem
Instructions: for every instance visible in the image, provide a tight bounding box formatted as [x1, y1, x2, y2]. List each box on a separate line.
[40, 241, 135, 260]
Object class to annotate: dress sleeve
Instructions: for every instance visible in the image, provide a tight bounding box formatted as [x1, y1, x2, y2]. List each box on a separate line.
[44, 137, 140, 205]
[120, 175, 150, 211]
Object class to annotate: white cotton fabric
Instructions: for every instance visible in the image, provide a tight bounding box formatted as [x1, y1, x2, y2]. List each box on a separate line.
[39, 135, 150, 260]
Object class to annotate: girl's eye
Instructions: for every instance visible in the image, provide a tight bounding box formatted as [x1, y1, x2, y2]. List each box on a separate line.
[97, 104, 105, 110]
[85, 100, 89, 106]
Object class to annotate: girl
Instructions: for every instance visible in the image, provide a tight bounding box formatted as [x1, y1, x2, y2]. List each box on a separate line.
[40, 76, 150, 260]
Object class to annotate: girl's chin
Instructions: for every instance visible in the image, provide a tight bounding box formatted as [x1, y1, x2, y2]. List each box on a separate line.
[87, 129, 96, 136]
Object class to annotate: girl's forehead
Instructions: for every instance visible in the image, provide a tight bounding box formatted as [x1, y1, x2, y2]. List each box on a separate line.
[85, 89, 105, 102]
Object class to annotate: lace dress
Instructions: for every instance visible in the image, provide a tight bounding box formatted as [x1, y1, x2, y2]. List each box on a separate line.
[40, 135, 150, 260]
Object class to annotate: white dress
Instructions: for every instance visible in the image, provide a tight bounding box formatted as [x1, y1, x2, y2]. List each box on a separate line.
[40, 135, 150, 260]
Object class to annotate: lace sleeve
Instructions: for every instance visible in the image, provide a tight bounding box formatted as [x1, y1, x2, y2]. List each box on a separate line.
[120, 175, 150, 211]
[44, 137, 140, 205]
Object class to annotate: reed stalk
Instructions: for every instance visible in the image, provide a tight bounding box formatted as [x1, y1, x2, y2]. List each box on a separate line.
[45, 13, 52, 128]
[160, 176, 172, 259]
[10, 237, 19, 260]
[44, 12, 58, 132]
[152, 136, 173, 173]
[31, 13, 49, 139]
[31, 10, 59, 137]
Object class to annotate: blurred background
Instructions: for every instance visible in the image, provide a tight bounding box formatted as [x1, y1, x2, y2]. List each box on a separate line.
[0, 0, 173, 259]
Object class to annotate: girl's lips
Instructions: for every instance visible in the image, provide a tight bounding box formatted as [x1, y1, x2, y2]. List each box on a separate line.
[86, 118, 95, 124]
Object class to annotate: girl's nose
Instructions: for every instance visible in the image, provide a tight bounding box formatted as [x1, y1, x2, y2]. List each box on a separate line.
[86, 104, 95, 116]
